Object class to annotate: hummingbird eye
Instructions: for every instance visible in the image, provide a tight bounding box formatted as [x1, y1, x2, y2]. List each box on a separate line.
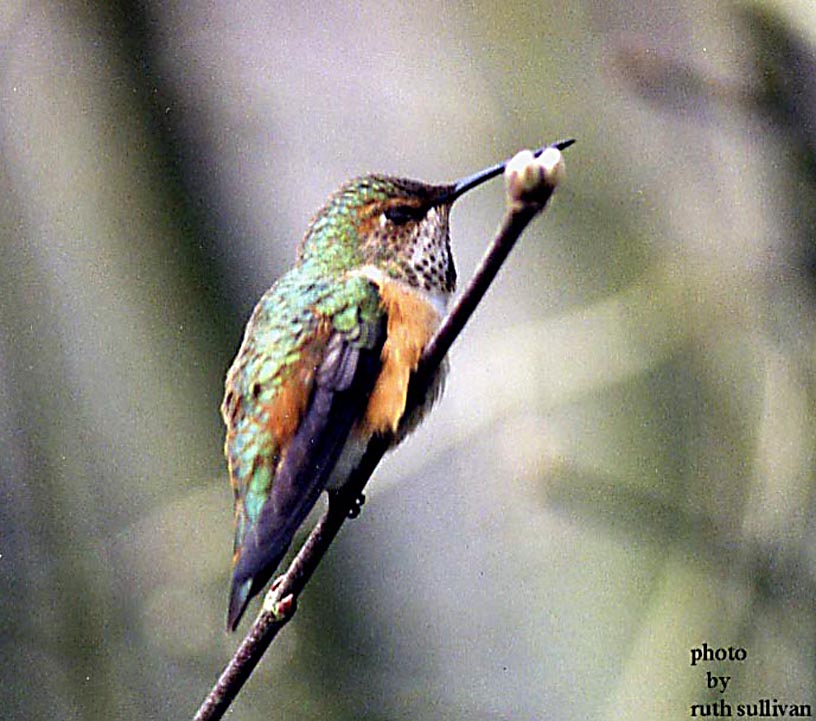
[383, 204, 425, 225]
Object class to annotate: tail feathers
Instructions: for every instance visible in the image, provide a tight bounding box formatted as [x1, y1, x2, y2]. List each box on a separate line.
[225, 522, 295, 632]
[227, 577, 254, 632]
[225, 499, 313, 631]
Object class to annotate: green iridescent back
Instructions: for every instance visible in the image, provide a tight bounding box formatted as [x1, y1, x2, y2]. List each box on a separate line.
[222, 267, 383, 555]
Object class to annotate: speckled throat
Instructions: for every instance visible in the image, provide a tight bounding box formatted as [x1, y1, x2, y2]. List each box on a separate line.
[360, 198, 457, 297]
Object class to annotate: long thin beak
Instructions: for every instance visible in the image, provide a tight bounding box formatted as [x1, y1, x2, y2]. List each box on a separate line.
[444, 138, 575, 203]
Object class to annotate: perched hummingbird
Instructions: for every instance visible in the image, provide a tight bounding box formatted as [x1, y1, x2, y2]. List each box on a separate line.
[222, 143, 571, 630]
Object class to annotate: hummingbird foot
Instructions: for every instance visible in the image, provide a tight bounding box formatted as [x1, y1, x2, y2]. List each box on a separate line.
[347, 492, 366, 519]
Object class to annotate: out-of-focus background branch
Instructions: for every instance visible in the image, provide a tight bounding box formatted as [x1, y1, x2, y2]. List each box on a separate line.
[2, 1, 815, 719]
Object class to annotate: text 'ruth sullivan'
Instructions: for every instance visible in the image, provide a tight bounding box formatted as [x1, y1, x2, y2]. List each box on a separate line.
[690, 698, 812, 718]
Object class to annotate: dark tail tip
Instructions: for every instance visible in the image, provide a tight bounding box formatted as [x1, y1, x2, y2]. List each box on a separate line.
[226, 577, 254, 632]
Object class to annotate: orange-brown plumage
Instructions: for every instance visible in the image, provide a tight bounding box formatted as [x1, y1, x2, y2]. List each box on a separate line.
[362, 277, 442, 435]
[259, 323, 330, 449]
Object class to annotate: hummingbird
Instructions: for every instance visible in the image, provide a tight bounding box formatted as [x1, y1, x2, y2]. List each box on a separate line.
[222, 142, 572, 630]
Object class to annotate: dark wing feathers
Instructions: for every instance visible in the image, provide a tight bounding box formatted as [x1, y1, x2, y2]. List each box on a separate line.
[227, 318, 385, 630]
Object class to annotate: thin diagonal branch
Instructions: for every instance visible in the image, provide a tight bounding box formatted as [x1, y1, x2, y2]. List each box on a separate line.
[192, 143, 571, 721]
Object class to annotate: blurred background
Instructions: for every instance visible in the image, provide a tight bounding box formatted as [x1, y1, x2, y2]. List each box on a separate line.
[2, 1, 816, 719]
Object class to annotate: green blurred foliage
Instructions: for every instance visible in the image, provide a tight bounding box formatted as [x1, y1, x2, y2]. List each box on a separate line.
[1, 1, 815, 719]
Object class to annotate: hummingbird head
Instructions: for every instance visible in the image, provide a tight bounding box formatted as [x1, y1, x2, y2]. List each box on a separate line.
[298, 140, 575, 299]
[299, 175, 459, 299]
